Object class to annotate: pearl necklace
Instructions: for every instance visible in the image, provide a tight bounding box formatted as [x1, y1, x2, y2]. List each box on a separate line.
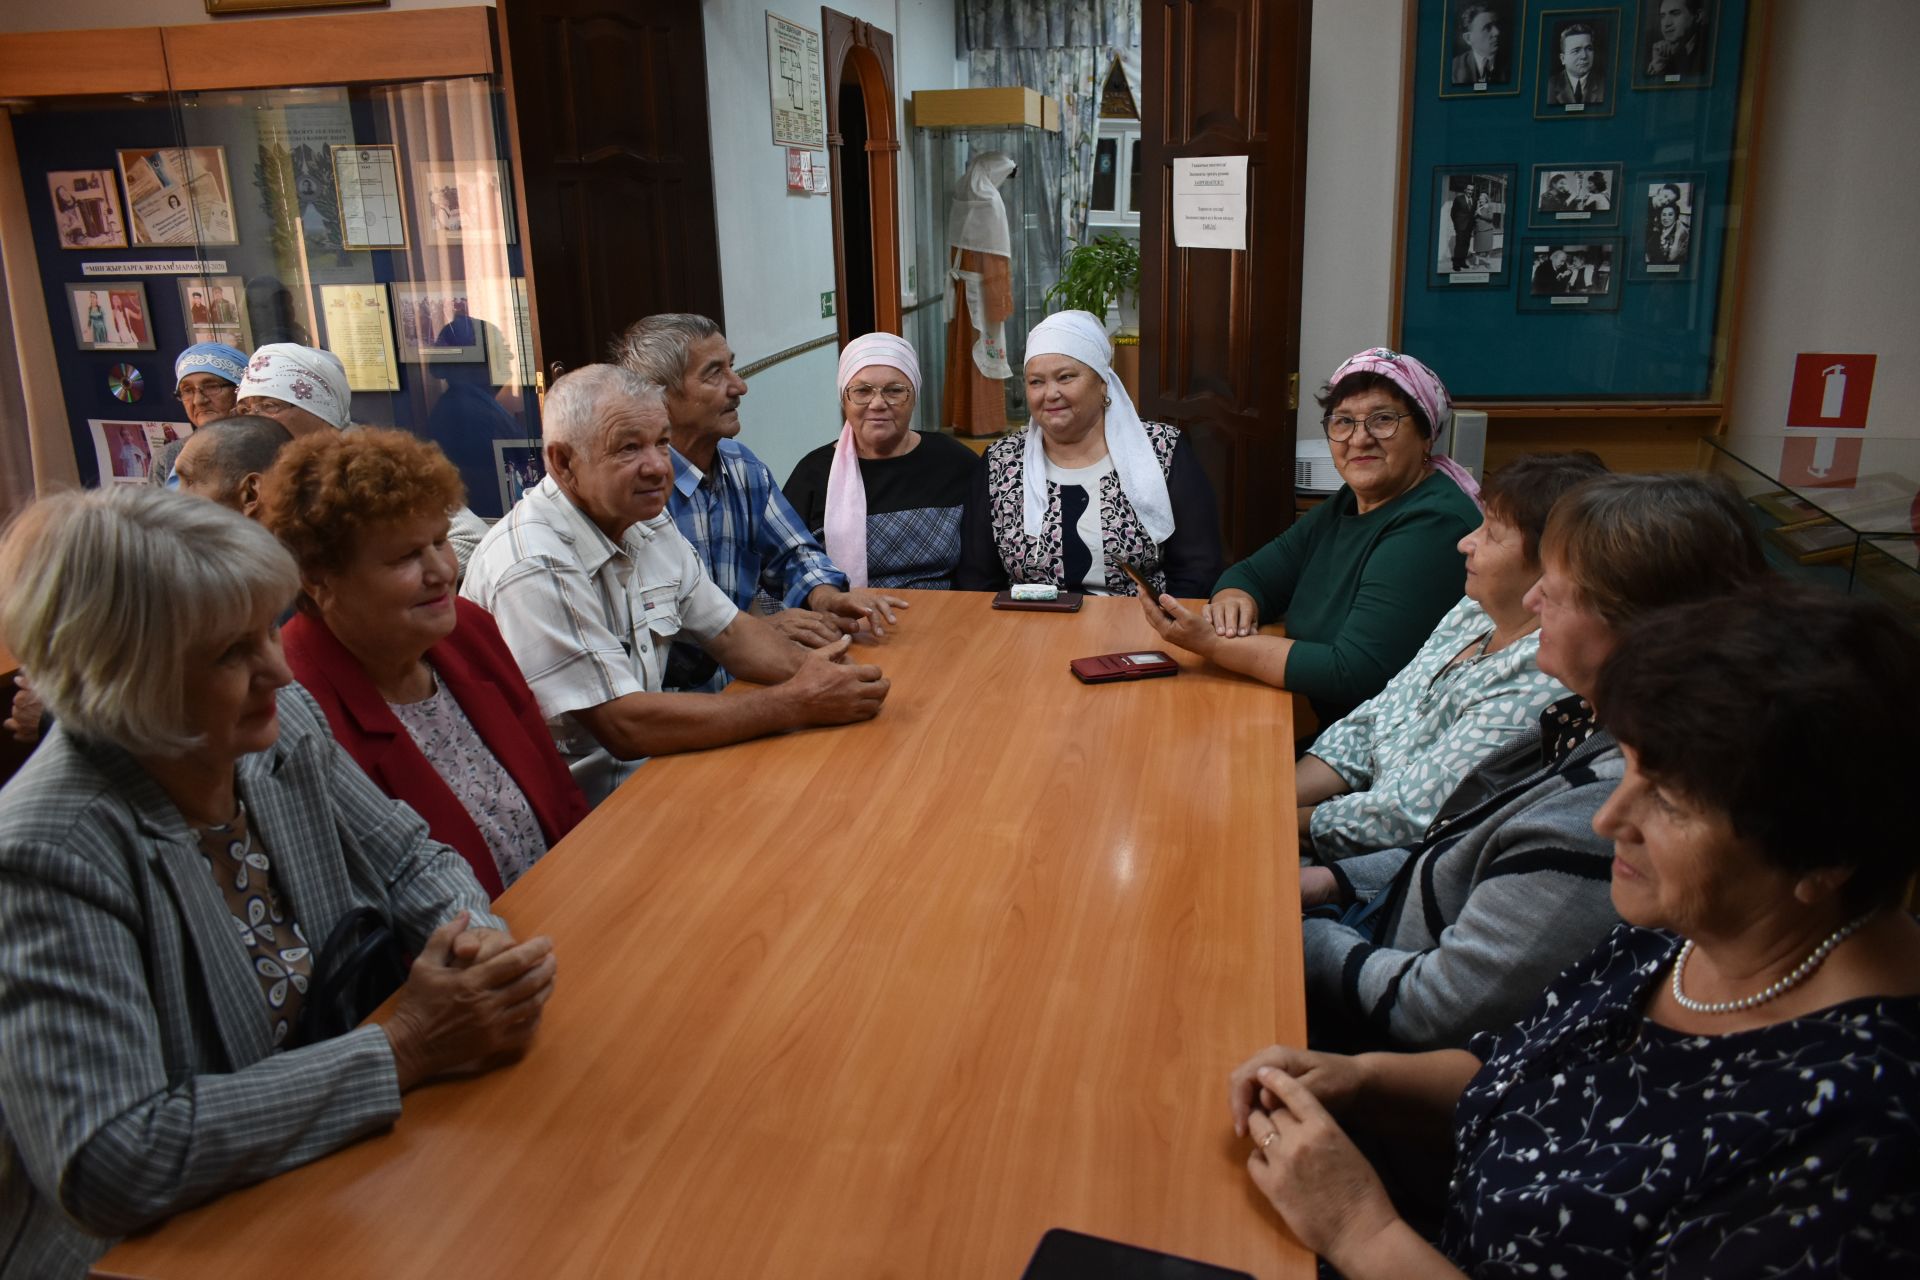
[1670, 912, 1874, 1015]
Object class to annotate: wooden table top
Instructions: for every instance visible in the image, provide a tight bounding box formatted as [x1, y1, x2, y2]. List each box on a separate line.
[97, 591, 1308, 1279]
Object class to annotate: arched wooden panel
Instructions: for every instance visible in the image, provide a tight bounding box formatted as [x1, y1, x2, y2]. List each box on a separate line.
[823, 8, 902, 343]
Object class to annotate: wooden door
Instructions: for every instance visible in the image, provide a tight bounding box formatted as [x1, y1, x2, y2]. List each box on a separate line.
[499, 0, 725, 380]
[823, 8, 902, 342]
[1139, 1, 1313, 559]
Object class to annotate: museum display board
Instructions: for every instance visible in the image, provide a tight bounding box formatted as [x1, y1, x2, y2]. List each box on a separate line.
[3, 13, 539, 515]
[1395, 0, 1760, 401]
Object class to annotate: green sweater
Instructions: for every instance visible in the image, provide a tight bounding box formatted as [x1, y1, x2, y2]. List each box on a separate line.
[1214, 473, 1481, 727]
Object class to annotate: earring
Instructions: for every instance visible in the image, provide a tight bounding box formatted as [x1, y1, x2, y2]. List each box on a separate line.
[1102, 395, 1112, 408]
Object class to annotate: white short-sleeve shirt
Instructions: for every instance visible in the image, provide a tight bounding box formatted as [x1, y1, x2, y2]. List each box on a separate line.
[460, 476, 739, 805]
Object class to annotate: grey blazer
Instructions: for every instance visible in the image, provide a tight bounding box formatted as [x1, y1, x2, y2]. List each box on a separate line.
[0, 685, 507, 1278]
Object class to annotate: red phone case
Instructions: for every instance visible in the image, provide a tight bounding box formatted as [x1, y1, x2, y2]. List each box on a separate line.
[1069, 650, 1180, 683]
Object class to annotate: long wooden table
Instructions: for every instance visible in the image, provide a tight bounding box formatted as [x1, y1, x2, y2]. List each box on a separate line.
[97, 591, 1308, 1278]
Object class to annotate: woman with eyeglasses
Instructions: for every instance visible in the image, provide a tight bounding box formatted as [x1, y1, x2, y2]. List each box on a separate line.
[783, 333, 982, 590]
[1142, 347, 1482, 730]
[149, 343, 247, 489]
[956, 309, 1226, 598]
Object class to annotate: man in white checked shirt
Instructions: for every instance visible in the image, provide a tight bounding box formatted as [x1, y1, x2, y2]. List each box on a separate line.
[462, 365, 889, 807]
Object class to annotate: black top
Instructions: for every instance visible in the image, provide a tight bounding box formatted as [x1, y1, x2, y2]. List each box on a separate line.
[782, 430, 981, 590]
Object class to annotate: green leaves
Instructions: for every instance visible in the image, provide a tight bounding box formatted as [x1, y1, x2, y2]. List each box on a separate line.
[1044, 232, 1141, 317]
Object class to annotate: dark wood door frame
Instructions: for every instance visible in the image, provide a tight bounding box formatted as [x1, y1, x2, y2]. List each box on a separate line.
[823, 8, 902, 342]
[1139, 0, 1312, 560]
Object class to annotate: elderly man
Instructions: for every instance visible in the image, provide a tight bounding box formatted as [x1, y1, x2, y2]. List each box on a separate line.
[169, 415, 291, 517]
[460, 364, 890, 806]
[610, 313, 906, 692]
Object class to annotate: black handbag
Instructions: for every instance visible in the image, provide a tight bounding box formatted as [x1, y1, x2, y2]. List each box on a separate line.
[298, 906, 409, 1044]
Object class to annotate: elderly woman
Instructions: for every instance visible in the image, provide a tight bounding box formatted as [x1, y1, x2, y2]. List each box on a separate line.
[149, 342, 247, 488]
[1143, 347, 1482, 728]
[1297, 451, 1606, 860]
[263, 429, 587, 897]
[1231, 582, 1920, 1276]
[783, 332, 982, 589]
[1295, 473, 1769, 1053]
[0, 489, 556, 1277]
[955, 309, 1225, 597]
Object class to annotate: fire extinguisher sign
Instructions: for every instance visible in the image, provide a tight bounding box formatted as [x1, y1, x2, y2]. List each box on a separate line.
[1786, 353, 1876, 429]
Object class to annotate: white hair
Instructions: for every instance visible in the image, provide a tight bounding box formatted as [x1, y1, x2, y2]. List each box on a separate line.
[607, 313, 720, 387]
[542, 364, 667, 453]
[0, 487, 299, 754]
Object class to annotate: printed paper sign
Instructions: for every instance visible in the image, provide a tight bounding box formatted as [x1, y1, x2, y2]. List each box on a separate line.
[1173, 156, 1248, 251]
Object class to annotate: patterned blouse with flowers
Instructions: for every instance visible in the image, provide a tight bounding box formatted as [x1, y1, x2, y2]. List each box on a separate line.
[1441, 924, 1920, 1276]
[192, 804, 312, 1048]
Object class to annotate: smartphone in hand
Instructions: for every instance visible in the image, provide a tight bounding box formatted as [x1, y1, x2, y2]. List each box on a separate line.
[1120, 561, 1171, 616]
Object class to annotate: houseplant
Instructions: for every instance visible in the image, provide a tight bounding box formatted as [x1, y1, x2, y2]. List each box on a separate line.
[1045, 232, 1140, 335]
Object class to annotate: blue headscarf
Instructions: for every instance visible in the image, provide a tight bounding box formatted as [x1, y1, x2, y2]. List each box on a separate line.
[173, 342, 247, 387]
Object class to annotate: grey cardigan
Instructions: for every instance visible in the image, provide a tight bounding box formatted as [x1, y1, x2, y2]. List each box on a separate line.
[1303, 715, 1625, 1052]
[0, 685, 505, 1278]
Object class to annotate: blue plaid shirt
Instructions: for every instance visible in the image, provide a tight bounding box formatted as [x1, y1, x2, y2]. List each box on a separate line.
[667, 438, 848, 691]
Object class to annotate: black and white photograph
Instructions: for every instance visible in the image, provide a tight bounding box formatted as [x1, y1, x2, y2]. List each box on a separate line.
[1633, 0, 1716, 88]
[47, 170, 127, 249]
[1519, 238, 1623, 310]
[1439, 1, 1521, 97]
[494, 439, 547, 515]
[1430, 166, 1513, 286]
[1529, 164, 1623, 227]
[66, 282, 155, 352]
[1634, 176, 1700, 279]
[1535, 9, 1620, 118]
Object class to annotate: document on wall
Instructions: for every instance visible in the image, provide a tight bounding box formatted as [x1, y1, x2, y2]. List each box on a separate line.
[319, 284, 401, 391]
[767, 13, 826, 149]
[1173, 156, 1248, 250]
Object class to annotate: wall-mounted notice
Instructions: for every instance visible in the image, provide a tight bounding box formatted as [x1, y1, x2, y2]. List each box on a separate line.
[319, 284, 401, 391]
[1172, 156, 1248, 250]
[767, 13, 826, 150]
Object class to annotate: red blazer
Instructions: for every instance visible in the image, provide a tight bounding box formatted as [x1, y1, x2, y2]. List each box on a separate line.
[282, 598, 588, 897]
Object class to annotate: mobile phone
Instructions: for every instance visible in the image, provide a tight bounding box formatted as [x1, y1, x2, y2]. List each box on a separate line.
[1120, 561, 1173, 616]
[1069, 650, 1180, 683]
[992, 590, 1083, 613]
[1020, 1227, 1254, 1279]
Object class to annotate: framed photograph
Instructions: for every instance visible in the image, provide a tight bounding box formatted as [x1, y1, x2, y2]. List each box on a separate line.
[1438, 1, 1522, 97]
[1630, 173, 1702, 280]
[331, 144, 409, 250]
[1518, 238, 1623, 311]
[176, 275, 253, 350]
[416, 162, 512, 246]
[1632, 0, 1716, 89]
[88, 419, 156, 484]
[117, 146, 238, 246]
[1766, 518, 1858, 567]
[66, 282, 156, 352]
[1527, 163, 1622, 228]
[390, 282, 487, 362]
[47, 170, 127, 249]
[494, 439, 547, 514]
[1534, 9, 1620, 119]
[1429, 166, 1514, 287]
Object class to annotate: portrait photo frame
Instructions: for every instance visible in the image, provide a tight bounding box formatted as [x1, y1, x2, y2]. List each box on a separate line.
[494, 439, 547, 516]
[415, 162, 512, 246]
[66, 281, 156, 352]
[1631, 0, 1718, 90]
[390, 281, 487, 362]
[1428, 165, 1515, 288]
[1629, 172, 1704, 281]
[1437, 0, 1523, 98]
[47, 169, 128, 249]
[176, 274, 253, 350]
[1527, 163, 1624, 228]
[1518, 237, 1624, 311]
[1534, 8, 1621, 119]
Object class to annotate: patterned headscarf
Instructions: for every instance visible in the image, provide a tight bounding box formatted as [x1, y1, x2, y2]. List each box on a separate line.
[236, 344, 351, 429]
[1021, 310, 1174, 543]
[825, 333, 923, 587]
[1327, 346, 1481, 503]
[173, 342, 246, 388]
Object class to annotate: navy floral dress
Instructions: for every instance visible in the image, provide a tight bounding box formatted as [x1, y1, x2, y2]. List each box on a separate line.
[1442, 924, 1920, 1276]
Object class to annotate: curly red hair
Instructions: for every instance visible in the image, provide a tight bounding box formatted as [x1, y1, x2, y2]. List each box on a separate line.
[259, 427, 466, 577]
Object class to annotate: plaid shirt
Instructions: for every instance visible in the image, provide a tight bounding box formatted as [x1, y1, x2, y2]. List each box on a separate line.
[668, 439, 847, 692]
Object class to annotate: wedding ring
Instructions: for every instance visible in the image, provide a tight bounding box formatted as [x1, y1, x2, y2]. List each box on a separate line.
[1260, 1131, 1278, 1150]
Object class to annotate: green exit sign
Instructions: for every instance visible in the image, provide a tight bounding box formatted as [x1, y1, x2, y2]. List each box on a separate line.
[820, 291, 835, 318]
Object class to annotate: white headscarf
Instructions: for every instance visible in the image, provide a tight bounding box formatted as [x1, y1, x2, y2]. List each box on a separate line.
[948, 151, 1016, 259]
[237, 344, 350, 429]
[825, 333, 921, 588]
[1021, 310, 1174, 544]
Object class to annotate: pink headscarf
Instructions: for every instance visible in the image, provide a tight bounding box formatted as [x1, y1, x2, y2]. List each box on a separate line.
[825, 333, 922, 587]
[1327, 347, 1481, 505]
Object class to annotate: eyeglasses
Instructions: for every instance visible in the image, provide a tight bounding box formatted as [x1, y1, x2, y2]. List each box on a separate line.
[846, 382, 912, 406]
[1323, 410, 1411, 442]
[176, 382, 237, 405]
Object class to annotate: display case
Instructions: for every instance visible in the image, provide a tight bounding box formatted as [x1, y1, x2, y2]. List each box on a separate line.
[908, 95, 1061, 437]
[2, 10, 537, 515]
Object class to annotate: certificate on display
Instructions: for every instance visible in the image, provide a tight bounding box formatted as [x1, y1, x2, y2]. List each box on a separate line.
[318, 284, 401, 391]
[117, 147, 238, 246]
[331, 145, 409, 249]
